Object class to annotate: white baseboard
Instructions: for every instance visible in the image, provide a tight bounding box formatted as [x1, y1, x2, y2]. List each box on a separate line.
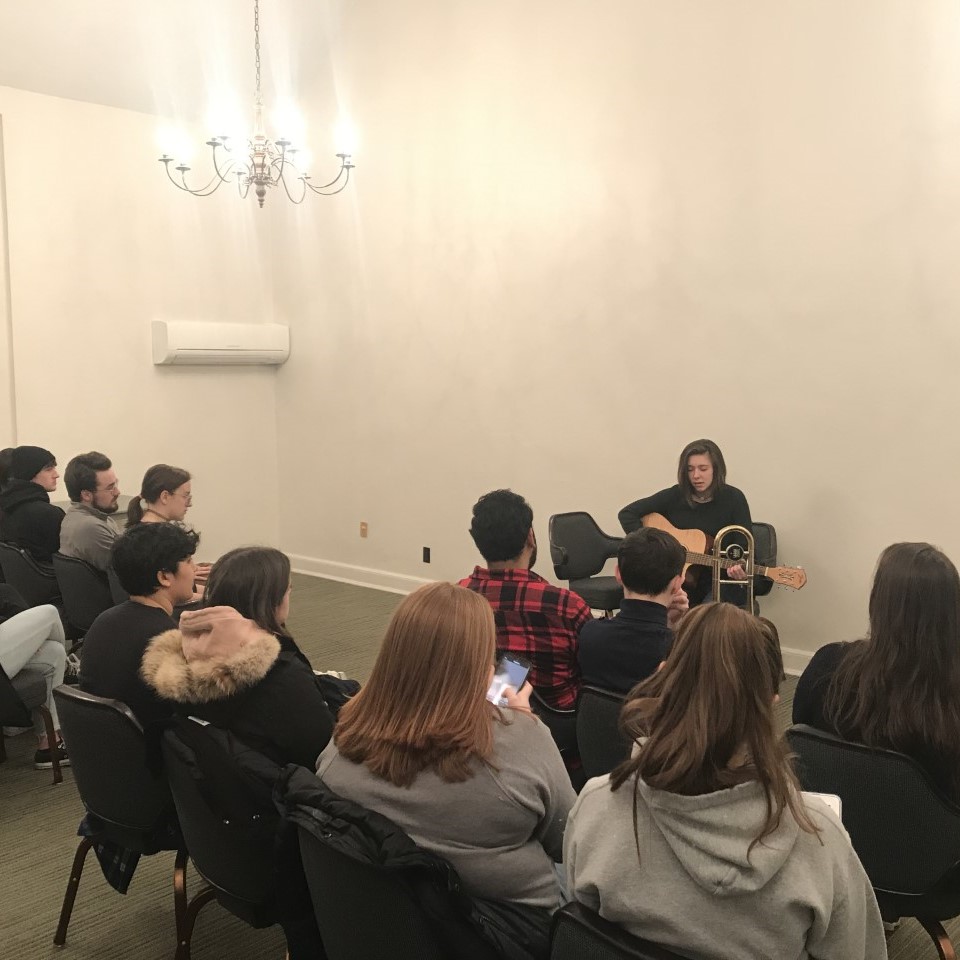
[288, 555, 432, 596]
[782, 645, 812, 677]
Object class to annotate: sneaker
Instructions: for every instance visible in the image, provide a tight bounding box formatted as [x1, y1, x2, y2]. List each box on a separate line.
[64, 653, 81, 686]
[34, 742, 70, 770]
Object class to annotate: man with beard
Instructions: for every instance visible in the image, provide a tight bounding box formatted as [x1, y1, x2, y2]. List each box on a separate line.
[59, 451, 122, 572]
[459, 489, 591, 710]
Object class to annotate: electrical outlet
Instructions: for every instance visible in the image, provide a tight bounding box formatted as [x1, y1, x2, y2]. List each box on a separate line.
[360, 522, 368, 538]
[422, 546, 431, 563]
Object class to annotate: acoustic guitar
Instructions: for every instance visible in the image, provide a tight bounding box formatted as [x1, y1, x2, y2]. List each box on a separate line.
[641, 513, 807, 591]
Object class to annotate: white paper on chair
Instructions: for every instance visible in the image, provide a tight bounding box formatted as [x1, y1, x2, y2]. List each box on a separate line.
[802, 791, 842, 820]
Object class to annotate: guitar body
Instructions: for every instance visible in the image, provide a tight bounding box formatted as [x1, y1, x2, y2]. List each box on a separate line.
[641, 514, 713, 580]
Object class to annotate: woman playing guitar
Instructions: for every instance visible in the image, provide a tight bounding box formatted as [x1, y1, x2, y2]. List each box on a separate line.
[619, 439, 752, 606]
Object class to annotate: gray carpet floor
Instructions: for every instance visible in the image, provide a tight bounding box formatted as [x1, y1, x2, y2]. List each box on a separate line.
[0, 576, 952, 958]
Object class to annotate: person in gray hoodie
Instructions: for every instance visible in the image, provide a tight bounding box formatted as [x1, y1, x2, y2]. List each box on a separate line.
[564, 602, 886, 960]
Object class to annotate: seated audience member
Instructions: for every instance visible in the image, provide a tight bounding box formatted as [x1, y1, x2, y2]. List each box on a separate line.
[459, 489, 591, 710]
[141, 547, 334, 768]
[0, 584, 68, 769]
[318, 582, 575, 960]
[127, 464, 211, 590]
[126, 464, 192, 528]
[565, 603, 886, 960]
[59, 451, 122, 572]
[794, 541, 960, 802]
[578, 528, 688, 694]
[79, 523, 199, 726]
[0, 445, 65, 565]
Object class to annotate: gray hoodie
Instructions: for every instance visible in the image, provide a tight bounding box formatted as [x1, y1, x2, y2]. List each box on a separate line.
[565, 776, 886, 960]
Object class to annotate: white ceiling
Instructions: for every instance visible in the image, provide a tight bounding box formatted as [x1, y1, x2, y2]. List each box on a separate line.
[0, 0, 341, 121]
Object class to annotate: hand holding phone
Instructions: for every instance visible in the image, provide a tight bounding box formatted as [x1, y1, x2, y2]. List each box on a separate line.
[486, 654, 533, 707]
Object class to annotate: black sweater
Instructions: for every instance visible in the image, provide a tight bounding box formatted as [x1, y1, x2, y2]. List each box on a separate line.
[0, 480, 65, 563]
[618, 484, 752, 538]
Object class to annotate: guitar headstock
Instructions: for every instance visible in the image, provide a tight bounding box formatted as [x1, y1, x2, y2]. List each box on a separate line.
[770, 566, 807, 590]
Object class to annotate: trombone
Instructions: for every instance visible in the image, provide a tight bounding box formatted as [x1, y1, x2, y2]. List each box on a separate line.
[712, 524, 755, 610]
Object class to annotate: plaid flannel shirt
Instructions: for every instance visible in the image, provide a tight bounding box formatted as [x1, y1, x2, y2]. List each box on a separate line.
[459, 566, 592, 710]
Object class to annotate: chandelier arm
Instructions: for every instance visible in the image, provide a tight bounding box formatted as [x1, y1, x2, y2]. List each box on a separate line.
[303, 165, 352, 196]
[183, 160, 244, 197]
[277, 169, 308, 204]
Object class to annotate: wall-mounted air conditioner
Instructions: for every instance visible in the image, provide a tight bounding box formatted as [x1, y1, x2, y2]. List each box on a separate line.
[151, 320, 290, 366]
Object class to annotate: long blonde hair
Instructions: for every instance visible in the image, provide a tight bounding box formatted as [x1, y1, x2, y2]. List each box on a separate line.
[612, 603, 818, 853]
[335, 582, 498, 787]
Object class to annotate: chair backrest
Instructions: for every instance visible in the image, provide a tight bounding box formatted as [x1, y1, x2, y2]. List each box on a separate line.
[549, 513, 622, 582]
[577, 686, 629, 780]
[787, 724, 960, 896]
[107, 566, 130, 605]
[298, 825, 452, 960]
[52, 553, 114, 632]
[0, 541, 60, 606]
[551, 903, 695, 959]
[160, 719, 278, 906]
[53, 686, 173, 830]
[751, 522, 777, 566]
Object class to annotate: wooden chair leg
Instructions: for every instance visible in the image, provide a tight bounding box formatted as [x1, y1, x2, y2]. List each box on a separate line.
[38, 705, 62, 785]
[918, 917, 957, 960]
[174, 847, 216, 960]
[176, 886, 217, 960]
[0, 731, 6, 763]
[53, 836, 94, 945]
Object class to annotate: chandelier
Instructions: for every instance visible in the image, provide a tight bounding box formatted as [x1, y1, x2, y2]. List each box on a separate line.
[157, 0, 354, 207]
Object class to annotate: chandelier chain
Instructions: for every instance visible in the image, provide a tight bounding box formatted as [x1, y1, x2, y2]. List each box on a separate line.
[254, 0, 262, 106]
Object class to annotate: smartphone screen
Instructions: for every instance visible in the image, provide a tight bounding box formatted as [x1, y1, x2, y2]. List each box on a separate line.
[486, 654, 532, 705]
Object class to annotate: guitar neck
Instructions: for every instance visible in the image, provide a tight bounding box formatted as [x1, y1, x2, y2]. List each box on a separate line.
[685, 550, 769, 577]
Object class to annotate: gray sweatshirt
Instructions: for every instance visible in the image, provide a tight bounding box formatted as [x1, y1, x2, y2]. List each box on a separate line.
[565, 776, 886, 960]
[316, 711, 576, 909]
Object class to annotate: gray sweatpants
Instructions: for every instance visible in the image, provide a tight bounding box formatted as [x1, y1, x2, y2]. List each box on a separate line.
[0, 605, 66, 736]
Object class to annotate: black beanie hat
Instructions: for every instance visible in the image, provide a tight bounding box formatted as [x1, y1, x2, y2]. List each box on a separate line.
[10, 445, 56, 482]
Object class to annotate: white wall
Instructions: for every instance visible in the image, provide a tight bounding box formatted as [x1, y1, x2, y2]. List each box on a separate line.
[0, 86, 281, 558]
[272, 0, 960, 668]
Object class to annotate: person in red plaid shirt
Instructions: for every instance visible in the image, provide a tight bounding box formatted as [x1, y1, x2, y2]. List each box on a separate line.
[459, 489, 592, 710]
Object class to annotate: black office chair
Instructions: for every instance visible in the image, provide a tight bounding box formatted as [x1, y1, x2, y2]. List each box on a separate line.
[160, 718, 295, 960]
[577, 686, 628, 781]
[296, 815, 498, 960]
[549, 512, 623, 614]
[0, 541, 61, 607]
[551, 903, 695, 959]
[528, 688, 584, 790]
[787, 723, 960, 959]
[752, 522, 777, 600]
[107, 566, 130, 605]
[0, 665, 62, 784]
[52, 552, 114, 635]
[51, 686, 183, 947]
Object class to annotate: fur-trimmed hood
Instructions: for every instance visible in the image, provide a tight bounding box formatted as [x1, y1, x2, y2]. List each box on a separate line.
[141, 605, 281, 704]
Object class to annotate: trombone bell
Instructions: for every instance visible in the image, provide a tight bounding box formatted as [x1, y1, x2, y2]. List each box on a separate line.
[712, 524, 755, 610]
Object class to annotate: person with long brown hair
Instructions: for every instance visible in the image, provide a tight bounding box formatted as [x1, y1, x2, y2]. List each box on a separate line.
[565, 603, 885, 959]
[618, 439, 752, 605]
[316, 581, 576, 960]
[794, 541, 960, 801]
